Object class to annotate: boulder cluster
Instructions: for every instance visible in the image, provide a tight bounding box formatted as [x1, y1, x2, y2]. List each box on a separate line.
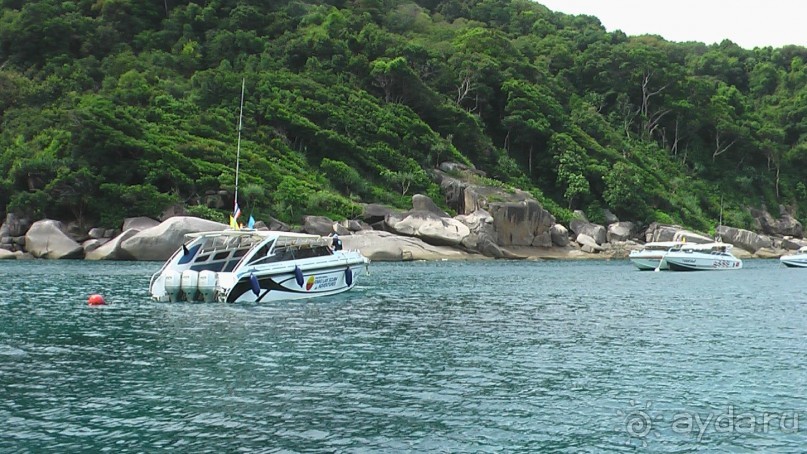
[1, 162, 804, 262]
[0, 215, 226, 261]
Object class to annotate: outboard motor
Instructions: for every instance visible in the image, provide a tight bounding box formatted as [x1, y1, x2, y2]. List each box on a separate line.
[180, 270, 200, 301]
[164, 270, 182, 302]
[197, 270, 218, 302]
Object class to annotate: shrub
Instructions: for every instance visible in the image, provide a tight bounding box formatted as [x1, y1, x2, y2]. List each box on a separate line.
[306, 191, 361, 220]
[651, 210, 675, 225]
[186, 205, 228, 223]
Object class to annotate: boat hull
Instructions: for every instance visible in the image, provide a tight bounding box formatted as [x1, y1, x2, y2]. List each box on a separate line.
[627, 242, 684, 271]
[222, 262, 367, 303]
[664, 253, 742, 271]
[780, 254, 807, 268]
[629, 256, 668, 271]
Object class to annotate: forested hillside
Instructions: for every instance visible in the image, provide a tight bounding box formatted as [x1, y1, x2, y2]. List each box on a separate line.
[2, 0, 807, 232]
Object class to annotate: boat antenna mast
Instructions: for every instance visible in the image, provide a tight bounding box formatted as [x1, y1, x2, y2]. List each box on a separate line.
[716, 195, 723, 242]
[234, 78, 245, 219]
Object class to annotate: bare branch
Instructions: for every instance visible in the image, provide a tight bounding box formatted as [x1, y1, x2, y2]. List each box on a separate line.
[712, 132, 737, 161]
[640, 71, 671, 139]
[456, 73, 473, 105]
[670, 118, 680, 156]
[646, 108, 671, 136]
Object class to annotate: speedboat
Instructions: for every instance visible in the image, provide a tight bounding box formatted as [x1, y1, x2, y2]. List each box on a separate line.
[149, 230, 370, 302]
[629, 241, 684, 270]
[780, 246, 807, 268]
[661, 242, 742, 271]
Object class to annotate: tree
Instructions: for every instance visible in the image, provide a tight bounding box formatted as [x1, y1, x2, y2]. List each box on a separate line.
[501, 79, 561, 175]
[603, 161, 650, 219]
[45, 167, 97, 226]
[550, 133, 590, 208]
[707, 83, 750, 162]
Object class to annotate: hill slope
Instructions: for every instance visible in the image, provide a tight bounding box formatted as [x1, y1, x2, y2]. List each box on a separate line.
[1, 0, 806, 233]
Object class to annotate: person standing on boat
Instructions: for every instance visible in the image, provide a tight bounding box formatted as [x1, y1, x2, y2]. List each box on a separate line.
[331, 233, 342, 251]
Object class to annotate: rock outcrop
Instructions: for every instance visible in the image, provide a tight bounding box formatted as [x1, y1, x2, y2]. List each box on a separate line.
[362, 204, 400, 226]
[457, 209, 509, 258]
[490, 199, 555, 247]
[751, 206, 803, 238]
[780, 237, 807, 250]
[82, 238, 110, 255]
[411, 194, 449, 217]
[717, 226, 773, 253]
[86, 229, 141, 260]
[576, 233, 605, 253]
[1, 213, 31, 237]
[120, 217, 227, 261]
[570, 219, 607, 245]
[644, 223, 683, 242]
[550, 224, 570, 247]
[123, 216, 160, 232]
[341, 230, 476, 261]
[606, 222, 636, 243]
[302, 215, 349, 236]
[385, 210, 470, 247]
[24, 220, 84, 259]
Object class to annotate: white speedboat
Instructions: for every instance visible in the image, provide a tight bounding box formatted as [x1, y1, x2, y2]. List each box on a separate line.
[780, 246, 807, 268]
[661, 242, 742, 271]
[149, 230, 370, 303]
[629, 241, 684, 270]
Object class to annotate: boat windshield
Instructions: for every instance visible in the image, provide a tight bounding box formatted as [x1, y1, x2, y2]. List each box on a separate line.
[186, 234, 267, 272]
[247, 242, 333, 266]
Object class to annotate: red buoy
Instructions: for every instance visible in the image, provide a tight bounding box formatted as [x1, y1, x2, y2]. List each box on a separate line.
[88, 294, 106, 306]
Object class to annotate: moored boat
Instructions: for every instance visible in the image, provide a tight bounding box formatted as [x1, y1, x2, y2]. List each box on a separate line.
[149, 230, 370, 302]
[661, 242, 742, 271]
[779, 246, 807, 268]
[629, 241, 684, 270]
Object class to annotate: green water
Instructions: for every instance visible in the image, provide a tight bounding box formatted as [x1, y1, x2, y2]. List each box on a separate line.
[1, 259, 805, 452]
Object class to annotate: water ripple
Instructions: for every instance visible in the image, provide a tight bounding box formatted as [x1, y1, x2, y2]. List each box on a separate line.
[0, 259, 805, 452]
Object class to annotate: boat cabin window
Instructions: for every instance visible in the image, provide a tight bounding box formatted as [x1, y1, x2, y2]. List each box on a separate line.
[245, 240, 275, 266]
[293, 245, 333, 259]
[250, 244, 333, 265]
[186, 234, 266, 272]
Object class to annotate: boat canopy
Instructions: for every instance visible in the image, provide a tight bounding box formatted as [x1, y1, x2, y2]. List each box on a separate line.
[179, 230, 336, 272]
[640, 241, 684, 250]
[674, 242, 733, 252]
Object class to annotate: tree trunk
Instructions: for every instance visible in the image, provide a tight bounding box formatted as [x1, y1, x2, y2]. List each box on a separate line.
[640, 71, 670, 140]
[670, 118, 680, 156]
[776, 164, 781, 199]
[712, 132, 736, 161]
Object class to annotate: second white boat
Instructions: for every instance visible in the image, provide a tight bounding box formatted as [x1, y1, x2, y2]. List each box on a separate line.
[661, 242, 742, 271]
[780, 246, 807, 268]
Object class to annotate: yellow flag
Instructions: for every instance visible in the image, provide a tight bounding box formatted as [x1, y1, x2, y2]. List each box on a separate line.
[229, 215, 239, 230]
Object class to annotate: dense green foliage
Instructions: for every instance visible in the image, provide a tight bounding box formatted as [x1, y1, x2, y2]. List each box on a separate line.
[1, 0, 807, 231]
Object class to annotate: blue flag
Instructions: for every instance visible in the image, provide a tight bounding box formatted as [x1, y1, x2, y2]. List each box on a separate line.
[247, 215, 255, 229]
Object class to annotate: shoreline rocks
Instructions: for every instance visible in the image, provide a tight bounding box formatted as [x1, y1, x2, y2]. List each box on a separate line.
[0, 213, 796, 263]
[1, 170, 803, 262]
